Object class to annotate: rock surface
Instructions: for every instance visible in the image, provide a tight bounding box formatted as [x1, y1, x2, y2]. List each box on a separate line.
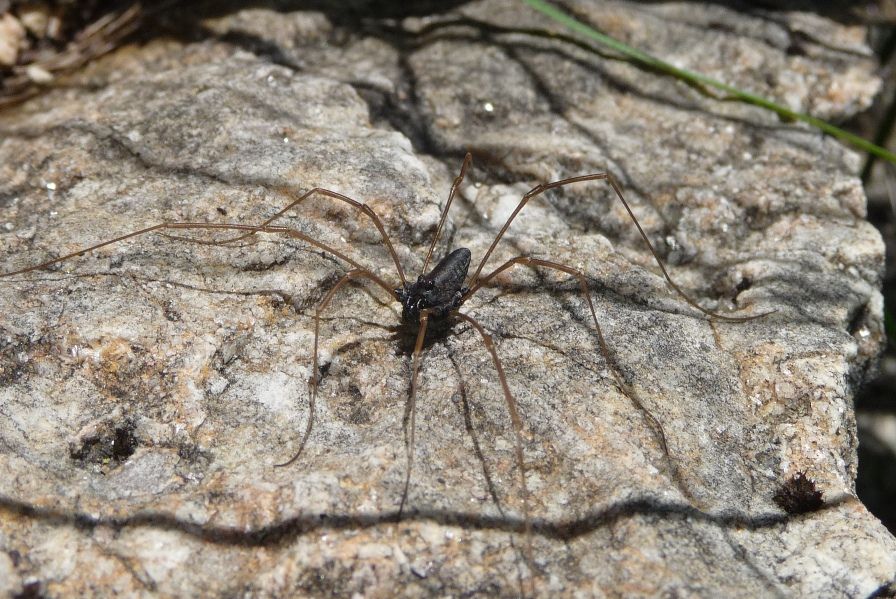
[1, 1, 894, 597]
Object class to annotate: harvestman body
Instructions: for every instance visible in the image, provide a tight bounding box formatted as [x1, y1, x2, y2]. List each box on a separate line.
[1, 154, 768, 584]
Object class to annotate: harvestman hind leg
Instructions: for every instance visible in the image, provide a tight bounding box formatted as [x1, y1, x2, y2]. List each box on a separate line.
[465, 256, 690, 492]
[420, 153, 472, 275]
[190, 150, 469, 286]
[398, 309, 432, 517]
[452, 311, 536, 588]
[275, 268, 397, 468]
[390, 299, 536, 586]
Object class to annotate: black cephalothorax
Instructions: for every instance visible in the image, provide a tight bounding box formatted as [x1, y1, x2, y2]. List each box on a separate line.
[396, 247, 470, 323]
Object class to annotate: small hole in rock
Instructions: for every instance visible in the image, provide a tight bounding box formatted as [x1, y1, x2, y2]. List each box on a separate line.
[847, 303, 869, 335]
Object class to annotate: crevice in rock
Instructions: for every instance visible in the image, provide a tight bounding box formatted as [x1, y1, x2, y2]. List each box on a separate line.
[0, 491, 858, 549]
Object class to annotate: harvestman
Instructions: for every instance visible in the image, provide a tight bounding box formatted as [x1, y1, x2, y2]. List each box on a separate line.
[1, 154, 768, 571]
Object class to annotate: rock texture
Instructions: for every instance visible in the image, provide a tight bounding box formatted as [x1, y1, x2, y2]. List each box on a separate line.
[1, 1, 894, 597]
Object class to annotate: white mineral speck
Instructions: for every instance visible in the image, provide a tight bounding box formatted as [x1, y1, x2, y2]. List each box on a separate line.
[26, 65, 53, 84]
[255, 371, 299, 413]
[483, 101, 494, 112]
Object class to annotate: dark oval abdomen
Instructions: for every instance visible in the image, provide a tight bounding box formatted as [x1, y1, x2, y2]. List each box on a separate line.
[426, 247, 471, 296]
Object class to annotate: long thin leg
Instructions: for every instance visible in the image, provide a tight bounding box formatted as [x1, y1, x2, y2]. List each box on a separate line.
[398, 309, 431, 517]
[467, 172, 773, 322]
[445, 350, 507, 516]
[1, 221, 396, 298]
[420, 153, 472, 276]
[163, 186, 407, 285]
[274, 268, 386, 468]
[446, 347, 528, 597]
[465, 256, 685, 491]
[452, 311, 534, 589]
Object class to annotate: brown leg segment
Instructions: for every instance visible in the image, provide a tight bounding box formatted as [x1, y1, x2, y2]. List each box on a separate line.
[420, 153, 472, 276]
[160, 186, 407, 284]
[467, 172, 772, 322]
[452, 311, 535, 590]
[465, 256, 710, 504]
[466, 256, 672, 457]
[398, 309, 431, 518]
[274, 268, 388, 468]
[1, 221, 397, 298]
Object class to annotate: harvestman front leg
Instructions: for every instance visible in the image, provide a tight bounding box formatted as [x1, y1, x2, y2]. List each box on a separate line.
[2, 222, 391, 295]
[397, 153, 472, 516]
[420, 153, 472, 275]
[162, 186, 407, 286]
[469, 172, 771, 323]
[275, 268, 397, 468]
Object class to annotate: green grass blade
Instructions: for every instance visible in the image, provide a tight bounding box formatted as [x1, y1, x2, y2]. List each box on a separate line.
[522, 0, 896, 165]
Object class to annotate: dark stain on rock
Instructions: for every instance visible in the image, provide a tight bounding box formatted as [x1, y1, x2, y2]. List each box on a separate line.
[177, 440, 211, 466]
[70, 420, 138, 469]
[773, 471, 824, 515]
[0, 333, 40, 386]
[14, 580, 45, 599]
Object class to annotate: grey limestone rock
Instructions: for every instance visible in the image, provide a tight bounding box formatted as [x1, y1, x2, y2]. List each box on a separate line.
[0, 1, 894, 597]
